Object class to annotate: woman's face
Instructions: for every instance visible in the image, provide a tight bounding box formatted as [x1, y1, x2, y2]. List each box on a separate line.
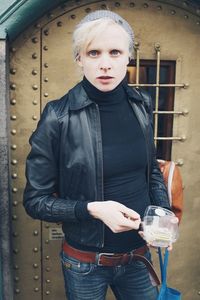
[77, 24, 129, 92]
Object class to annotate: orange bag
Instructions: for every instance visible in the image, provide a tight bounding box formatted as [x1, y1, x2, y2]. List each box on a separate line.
[158, 160, 183, 222]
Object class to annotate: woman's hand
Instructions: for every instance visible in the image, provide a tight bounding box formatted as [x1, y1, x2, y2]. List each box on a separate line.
[87, 200, 141, 233]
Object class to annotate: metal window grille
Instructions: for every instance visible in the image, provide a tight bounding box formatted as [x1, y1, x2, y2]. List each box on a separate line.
[127, 43, 187, 160]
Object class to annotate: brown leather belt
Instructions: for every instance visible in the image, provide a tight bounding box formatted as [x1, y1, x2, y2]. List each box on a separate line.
[62, 241, 160, 285]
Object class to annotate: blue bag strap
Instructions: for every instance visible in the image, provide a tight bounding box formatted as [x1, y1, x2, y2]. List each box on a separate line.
[158, 247, 169, 285]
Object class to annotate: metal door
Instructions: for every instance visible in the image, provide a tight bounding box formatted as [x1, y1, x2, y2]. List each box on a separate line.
[9, 1, 200, 299]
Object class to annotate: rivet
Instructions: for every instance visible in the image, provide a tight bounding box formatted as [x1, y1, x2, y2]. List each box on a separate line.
[184, 15, 189, 19]
[44, 63, 49, 68]
[171, 10, 176, 15]
[35, 23, 41, 29]
[34, 287, 39, 292]
[45, 239, 49, 244]
[46, 267, 51, 272]
[44, 29, 49, 36]
[176, 159, 184, 166]
[11, 129, 17, 135]
[32, 37, 38, 43]
[57, 21, 63, 27]
[155, 42, 161, 51]
[46, 291, 50, 295]
[12, 173, 17, 179]
[45, 224, 50, 228]
[183, 83, 189, 89]
[43, 45, 48, 51]
[10, 47, 17, 53]
[33, 230, 39, 236]
[44, 92, 49, 97]
[34, 275, 39, 280]
[10, 68, 17, 75]
[11, 115, 17, 121]
[143, 3, 149, 8]
[32, 84, 38, 90]
[13, 231, 18, 237]
[115, 2, 120, 7]
[32, 69, 38, 75]
[70, 15, 76, 20]
[198, 290, 200, 295]
[197, 21, 200, 25]
[129, 2, 135, 7]
[32, 115, 38, 120]
[10, 83, 16, 90]
[44, 77, 49, 82]
[12, 187, 18, 193]
[11, 144, 17, 150]
[13, 201, 18, 206]
[13, 248, 19, 254]
[12, 214, 18, 220]
[10, 98, 17, 105]
[157, 5, 162, 10]
[33, 247, 39, 252]
[85, 8, 91, 13]
[46, 255, 50, 260]
[46, 279, 51, 283]
[14, 264, 19, 270]
[14, 276, 20, 282]
[15, 289, 20, 294]
[33, 263, 38, 268]
[180, 135, 186, 141]
[32, 100, 38, 105]
[134, 41, 140, 49]
[32, 53, 37, 59]
[11, 159, 18, 165]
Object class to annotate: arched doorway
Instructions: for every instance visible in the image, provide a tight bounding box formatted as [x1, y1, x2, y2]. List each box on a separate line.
[7, 1, 200, 299]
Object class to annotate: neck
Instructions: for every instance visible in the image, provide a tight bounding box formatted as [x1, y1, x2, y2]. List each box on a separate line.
[82, 76, 128, 105]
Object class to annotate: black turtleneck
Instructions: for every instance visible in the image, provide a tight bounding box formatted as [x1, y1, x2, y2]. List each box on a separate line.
[72, 77, 151, 252]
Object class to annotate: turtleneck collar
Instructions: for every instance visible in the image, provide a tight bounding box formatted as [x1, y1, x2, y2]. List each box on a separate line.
[82, 76, 127, 106]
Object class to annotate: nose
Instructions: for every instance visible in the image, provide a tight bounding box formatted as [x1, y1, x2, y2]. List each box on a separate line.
[99, 55, 111, 71]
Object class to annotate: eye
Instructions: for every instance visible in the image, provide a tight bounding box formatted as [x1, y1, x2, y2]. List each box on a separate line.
[110, 49, 121, 56]
[87, 50, 99, 57]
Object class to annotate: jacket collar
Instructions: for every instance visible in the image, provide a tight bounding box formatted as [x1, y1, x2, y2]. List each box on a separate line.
[68, 82, 144, 111]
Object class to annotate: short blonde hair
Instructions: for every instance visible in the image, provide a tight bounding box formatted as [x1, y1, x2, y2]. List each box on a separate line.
[72, 18, 133, 61]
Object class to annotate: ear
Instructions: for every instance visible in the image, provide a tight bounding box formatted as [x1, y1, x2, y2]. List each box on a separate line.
[76, 55, 83, 67]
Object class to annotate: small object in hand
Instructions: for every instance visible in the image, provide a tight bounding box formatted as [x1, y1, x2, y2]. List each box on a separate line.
[142, 205, 179, 247]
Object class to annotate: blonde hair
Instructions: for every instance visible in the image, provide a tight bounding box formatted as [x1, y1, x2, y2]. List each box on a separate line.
[72, 18, 133, 61]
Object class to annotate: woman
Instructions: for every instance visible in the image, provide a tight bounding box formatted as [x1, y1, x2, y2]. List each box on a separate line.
[23, 10, 170, 300]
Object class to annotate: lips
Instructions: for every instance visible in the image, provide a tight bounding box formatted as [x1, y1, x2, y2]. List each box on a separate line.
[97, 76, 114, 79]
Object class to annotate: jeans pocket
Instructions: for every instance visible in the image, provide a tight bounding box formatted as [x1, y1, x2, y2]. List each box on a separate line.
[132, 250, 152, 270]
[61, 251, 95, 275]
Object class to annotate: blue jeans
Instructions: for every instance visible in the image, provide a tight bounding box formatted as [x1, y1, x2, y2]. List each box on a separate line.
[60, 250, 158, 300]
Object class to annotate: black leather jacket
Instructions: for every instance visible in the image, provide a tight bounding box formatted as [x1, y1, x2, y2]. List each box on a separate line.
[23, 82, 170, 248]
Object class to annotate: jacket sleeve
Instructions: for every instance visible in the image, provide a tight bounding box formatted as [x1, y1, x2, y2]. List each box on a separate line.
[142, 92, 170, 209]
[23, 102, 85, 223]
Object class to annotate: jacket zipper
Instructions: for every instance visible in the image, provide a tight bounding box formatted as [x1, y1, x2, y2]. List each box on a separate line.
[95, 104, 105, 247]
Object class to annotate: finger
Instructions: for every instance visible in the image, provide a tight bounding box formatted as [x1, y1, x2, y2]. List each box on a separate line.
[120, 217, 141, 230]
[121, 207, 140, 220]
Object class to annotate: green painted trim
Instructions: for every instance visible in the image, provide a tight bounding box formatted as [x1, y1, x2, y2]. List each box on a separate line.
[0, 0, 200, 41]
[0, 0, 66, 41]
[0, 0, 28, 24]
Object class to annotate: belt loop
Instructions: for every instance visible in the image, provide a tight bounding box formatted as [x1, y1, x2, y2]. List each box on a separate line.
[129, 251, 134, 264]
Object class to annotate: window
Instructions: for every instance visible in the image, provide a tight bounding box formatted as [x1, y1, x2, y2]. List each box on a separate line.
[127, 60, 176, 160]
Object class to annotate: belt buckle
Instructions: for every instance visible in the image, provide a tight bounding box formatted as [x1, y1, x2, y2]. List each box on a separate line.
[96, 252, 115, 266]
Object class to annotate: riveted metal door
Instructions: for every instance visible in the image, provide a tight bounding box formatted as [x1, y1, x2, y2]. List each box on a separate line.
[9, 1, 200, 300]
